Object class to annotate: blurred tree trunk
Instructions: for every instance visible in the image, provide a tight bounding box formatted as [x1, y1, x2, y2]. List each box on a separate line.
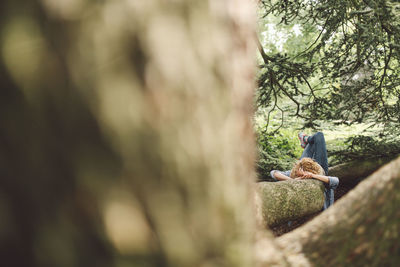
[0, 0, 268, 266]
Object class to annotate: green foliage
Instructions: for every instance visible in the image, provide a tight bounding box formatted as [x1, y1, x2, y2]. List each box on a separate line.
[254, 107, 400, 179]
[255, 121, 303, 180]
[329, 135, 400, 165]
[255, 0, 400, 172]
[257, 0, 400, 136]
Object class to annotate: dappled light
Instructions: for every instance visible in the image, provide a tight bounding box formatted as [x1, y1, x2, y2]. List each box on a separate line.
[103, 190, 151, 254]
[2, 16, 47, 101]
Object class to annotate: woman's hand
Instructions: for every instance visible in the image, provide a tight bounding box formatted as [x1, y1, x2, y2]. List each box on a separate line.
[295, 168, 330, 184]
[297, 168, 314, 179]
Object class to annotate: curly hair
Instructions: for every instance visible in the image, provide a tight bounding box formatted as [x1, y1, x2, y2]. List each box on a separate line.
[290, 157, 324, 178]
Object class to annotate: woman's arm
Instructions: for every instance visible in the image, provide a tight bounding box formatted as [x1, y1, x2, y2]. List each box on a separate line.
[296, 168, 331, 184]
[308, 173, 329, 184]
[272, 170, 293, 181]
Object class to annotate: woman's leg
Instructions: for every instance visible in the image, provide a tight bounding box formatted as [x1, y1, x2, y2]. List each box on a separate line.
[300, 132, 329, 175]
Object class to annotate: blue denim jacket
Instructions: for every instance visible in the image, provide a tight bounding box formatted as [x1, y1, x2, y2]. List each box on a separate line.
[270, 170, 339, 210]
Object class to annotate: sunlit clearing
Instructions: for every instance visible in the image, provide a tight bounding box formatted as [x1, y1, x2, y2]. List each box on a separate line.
[262, 23, 287, 52]
[292, 24, 302, 37]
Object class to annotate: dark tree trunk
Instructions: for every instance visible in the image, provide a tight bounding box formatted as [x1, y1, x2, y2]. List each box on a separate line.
[329, 156, 395, 185]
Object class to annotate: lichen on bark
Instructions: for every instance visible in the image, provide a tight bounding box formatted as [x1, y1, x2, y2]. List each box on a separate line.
[256, 179, 325, 227]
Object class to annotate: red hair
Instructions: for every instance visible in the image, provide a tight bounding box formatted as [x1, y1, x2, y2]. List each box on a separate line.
[290, 157, 324, 178]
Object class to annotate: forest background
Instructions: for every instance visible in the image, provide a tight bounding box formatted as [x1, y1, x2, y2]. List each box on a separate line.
[255, 0, 400, 179]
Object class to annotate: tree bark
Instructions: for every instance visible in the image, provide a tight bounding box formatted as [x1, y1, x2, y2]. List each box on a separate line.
[328, 156, 395, 185]
[256, 180, 325, 227]
[255, 156, 396, 228]
[276, 156, 400, 267]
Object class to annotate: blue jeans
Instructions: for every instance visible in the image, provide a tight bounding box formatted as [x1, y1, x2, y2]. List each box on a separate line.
[300, 132, 329, 175]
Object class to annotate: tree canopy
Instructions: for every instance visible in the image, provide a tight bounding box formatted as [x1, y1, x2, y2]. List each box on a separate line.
[257, 0, 400, 136]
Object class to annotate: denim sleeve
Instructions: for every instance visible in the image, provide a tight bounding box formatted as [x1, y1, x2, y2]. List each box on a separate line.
[327, 176, 339, 190]
[270, 170, 291, 181]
